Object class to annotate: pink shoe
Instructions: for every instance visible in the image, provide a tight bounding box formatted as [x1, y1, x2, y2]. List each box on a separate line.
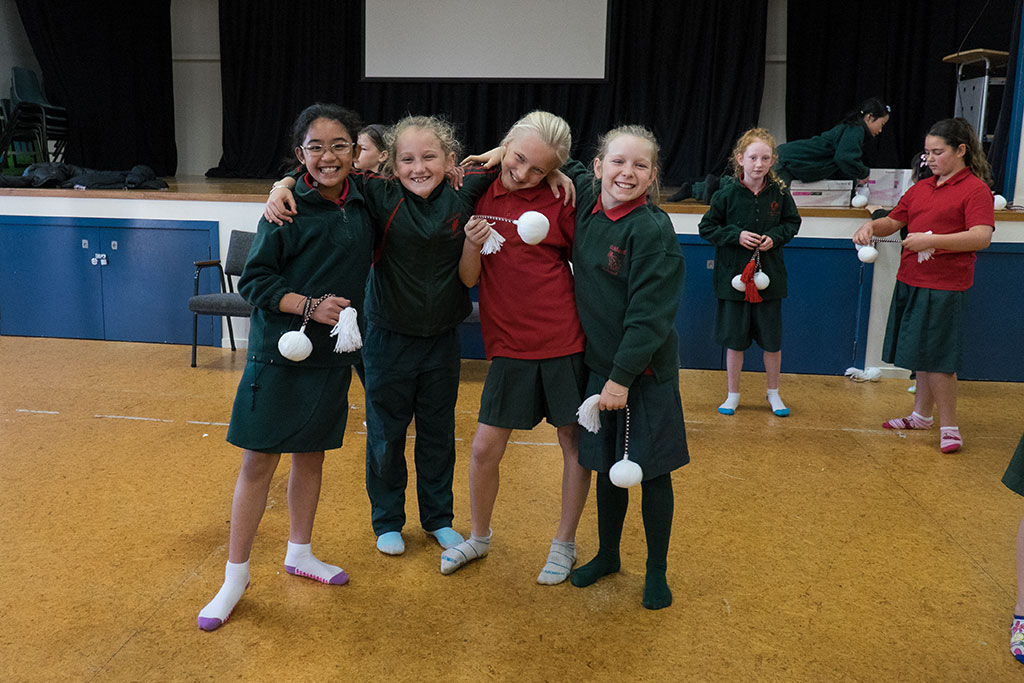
[882, 414, 933, 430]
[940, 429, 962, 453]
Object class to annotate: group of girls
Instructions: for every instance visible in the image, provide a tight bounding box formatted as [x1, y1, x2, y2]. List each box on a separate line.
[198, 104, 687, 631]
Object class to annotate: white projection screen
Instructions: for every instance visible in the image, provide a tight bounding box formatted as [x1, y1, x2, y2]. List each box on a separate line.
[363, 0, 609, 81]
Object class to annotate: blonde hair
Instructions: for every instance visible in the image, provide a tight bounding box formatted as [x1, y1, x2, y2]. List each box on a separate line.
[593, 124, 662, 200]
[501, 110, 572, 166]
[382, 115, 461, 177]
[730, 127, 786, 190]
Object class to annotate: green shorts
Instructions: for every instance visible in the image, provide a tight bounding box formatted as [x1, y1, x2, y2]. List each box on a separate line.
[1002, 434, 1024, 497]
[882, 281, 965, 373]
[715, 298, 783, 352]
[577, 370, 689, 479]
[227, 361, 353, 453]
[477, 353, 587, 429]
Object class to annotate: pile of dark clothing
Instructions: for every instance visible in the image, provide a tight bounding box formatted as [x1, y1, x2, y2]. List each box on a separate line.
[0, 162, 167, 189]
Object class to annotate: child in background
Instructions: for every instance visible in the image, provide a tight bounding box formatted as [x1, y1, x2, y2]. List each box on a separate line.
[853, 118, 995, 453]
[776, 97, 890, 201]
[698, 128, 801, 416]
[198, 103, 373, 631]
[564, 125, 689, 610]
[439, 111, 589, 585]
[355, 124, 389, 172]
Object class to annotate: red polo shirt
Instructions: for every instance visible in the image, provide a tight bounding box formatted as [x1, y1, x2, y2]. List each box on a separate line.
[475, 178, 584, 359]
[889, 166, 994, 291]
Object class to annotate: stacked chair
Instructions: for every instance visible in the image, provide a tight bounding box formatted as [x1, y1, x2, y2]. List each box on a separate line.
[0, 66, 69, 170]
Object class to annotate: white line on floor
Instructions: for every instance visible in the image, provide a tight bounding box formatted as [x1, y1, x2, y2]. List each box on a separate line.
[16, 409, 59, 414]
[94, 414, 174, 423]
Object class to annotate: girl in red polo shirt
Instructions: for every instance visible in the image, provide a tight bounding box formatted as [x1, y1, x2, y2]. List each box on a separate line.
[853, 118, 995, 453]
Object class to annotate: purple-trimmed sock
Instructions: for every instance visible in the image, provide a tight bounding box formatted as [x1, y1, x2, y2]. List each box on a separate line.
[284, 541, 348, 585]
[197, 560, 249, 631]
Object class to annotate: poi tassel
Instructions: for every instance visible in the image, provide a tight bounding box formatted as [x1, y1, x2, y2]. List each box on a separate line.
[330, 307, 362, 353]
[741, 259, 762, 303]
[576, 394, 602, 434]
[479, 229, 506, 255]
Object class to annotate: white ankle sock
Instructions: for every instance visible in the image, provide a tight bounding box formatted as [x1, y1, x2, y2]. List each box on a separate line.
[284, 541, 348, 585]
[198, 560, 250, 631]
[766, 388, 788, 414]
[440, 531, 491, 575]
[537, 539, 577, 585]
[718, 393, 740, 414]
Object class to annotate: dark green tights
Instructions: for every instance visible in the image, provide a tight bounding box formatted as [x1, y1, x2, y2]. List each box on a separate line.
[570, 471, 674, 610]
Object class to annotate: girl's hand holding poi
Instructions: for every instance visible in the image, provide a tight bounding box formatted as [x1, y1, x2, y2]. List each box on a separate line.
[739, 230, 763, 250]
[546, 169, 576, 207]
[599, 379, 629, 411]
[310, 296, 351, 326]
[852, 222, 874, 246]
[758, 235, 774, 251]
[265, 186, 297, 226]
[461, 146, 503, 169]
[464, 216, 492, 247]
[901, 231, 935, 252]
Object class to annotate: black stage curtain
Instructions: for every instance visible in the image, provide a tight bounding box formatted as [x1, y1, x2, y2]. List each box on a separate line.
[208, 0, 767, 183]
[786, 0, 1013, 173]
[989, 0, 1022, 194]
[14, 1, 177, 176]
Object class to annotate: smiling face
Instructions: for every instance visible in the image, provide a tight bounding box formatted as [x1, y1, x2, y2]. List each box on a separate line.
[865, 113, 890, 137]
[394, 126, 454, 198]
[500, 132, 561, 192]
[736, 139, 774, 188]
[593, 133, 656, 209]
[294, 117, 354, 198]
[923, 134, 966, 181]
[356, 132, 387, 171]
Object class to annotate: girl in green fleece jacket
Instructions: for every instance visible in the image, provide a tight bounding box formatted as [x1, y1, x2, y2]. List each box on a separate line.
[698, 128, 801, 417]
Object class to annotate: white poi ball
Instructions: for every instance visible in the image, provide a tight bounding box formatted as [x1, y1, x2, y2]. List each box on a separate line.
[278, 330, 312, 361]
[609, 458, 643, 488]
[994, 194, 1007, 211]
[516, 211, 549, 245]
[731, 274, 745, 292]
[856, 244, 879, 263]
[753, 271, 770, 290]
[851, 194, 868, 208]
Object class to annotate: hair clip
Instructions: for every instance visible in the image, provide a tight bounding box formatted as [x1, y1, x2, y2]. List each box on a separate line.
[885, 105, 891, 112]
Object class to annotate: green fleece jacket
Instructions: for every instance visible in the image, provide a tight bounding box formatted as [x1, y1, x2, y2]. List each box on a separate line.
[566, 160, 684, 387]
[240, 176, 373, 366]
[697, 174, 801, 300]
[776, 123, 869, 181]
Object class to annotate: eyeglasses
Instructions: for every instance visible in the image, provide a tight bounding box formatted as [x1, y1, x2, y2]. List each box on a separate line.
[301, 142, 356, 157]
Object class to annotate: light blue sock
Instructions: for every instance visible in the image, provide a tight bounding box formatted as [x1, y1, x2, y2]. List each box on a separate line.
[427, 526, 464, 549]
[376, 531, 405, 555]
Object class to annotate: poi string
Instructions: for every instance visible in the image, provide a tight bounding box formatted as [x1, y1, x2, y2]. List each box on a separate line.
[473, 211, 550, 254]
[609, 405, 643, 488]
[279, 293, 334, 362]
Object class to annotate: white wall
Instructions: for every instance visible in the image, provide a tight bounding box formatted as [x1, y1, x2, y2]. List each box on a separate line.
[758, 0, 788, 142]
[170, 0, 222, 177]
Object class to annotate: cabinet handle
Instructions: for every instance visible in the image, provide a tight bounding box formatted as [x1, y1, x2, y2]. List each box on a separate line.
[91, 253, 108, 266]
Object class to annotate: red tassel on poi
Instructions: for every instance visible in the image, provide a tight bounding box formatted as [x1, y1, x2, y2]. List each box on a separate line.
[741, 259, 762, 303]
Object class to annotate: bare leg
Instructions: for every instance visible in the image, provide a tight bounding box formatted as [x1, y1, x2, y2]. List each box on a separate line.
[725, 348, 743, 393]
[468, 423, 512, 538]
[227, 449, 281, 564]
[553, 423, 590, 542]
[287, 451, 325, 544]
[925, 371, 958, 426]
[764, 350, 781, 390]
[913, 371, 937, 418]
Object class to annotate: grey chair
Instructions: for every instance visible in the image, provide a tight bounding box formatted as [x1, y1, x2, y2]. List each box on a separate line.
[189, 229, 255, 367]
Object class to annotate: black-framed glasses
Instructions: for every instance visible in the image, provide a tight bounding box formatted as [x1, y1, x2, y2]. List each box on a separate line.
[302, 142, 356, 157]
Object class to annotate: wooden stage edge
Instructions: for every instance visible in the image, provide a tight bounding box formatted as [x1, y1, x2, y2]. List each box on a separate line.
[1, 175, 1023, 219]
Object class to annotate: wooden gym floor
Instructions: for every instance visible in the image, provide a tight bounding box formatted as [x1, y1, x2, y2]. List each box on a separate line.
[1, 335, 1023, 682]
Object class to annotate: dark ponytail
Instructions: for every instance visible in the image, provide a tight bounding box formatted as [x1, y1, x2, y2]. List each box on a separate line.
[840, 97, 891, 126]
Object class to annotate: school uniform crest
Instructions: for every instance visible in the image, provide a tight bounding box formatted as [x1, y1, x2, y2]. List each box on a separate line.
[604, 244, 626, 275]
[770, 200, 780, 216]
